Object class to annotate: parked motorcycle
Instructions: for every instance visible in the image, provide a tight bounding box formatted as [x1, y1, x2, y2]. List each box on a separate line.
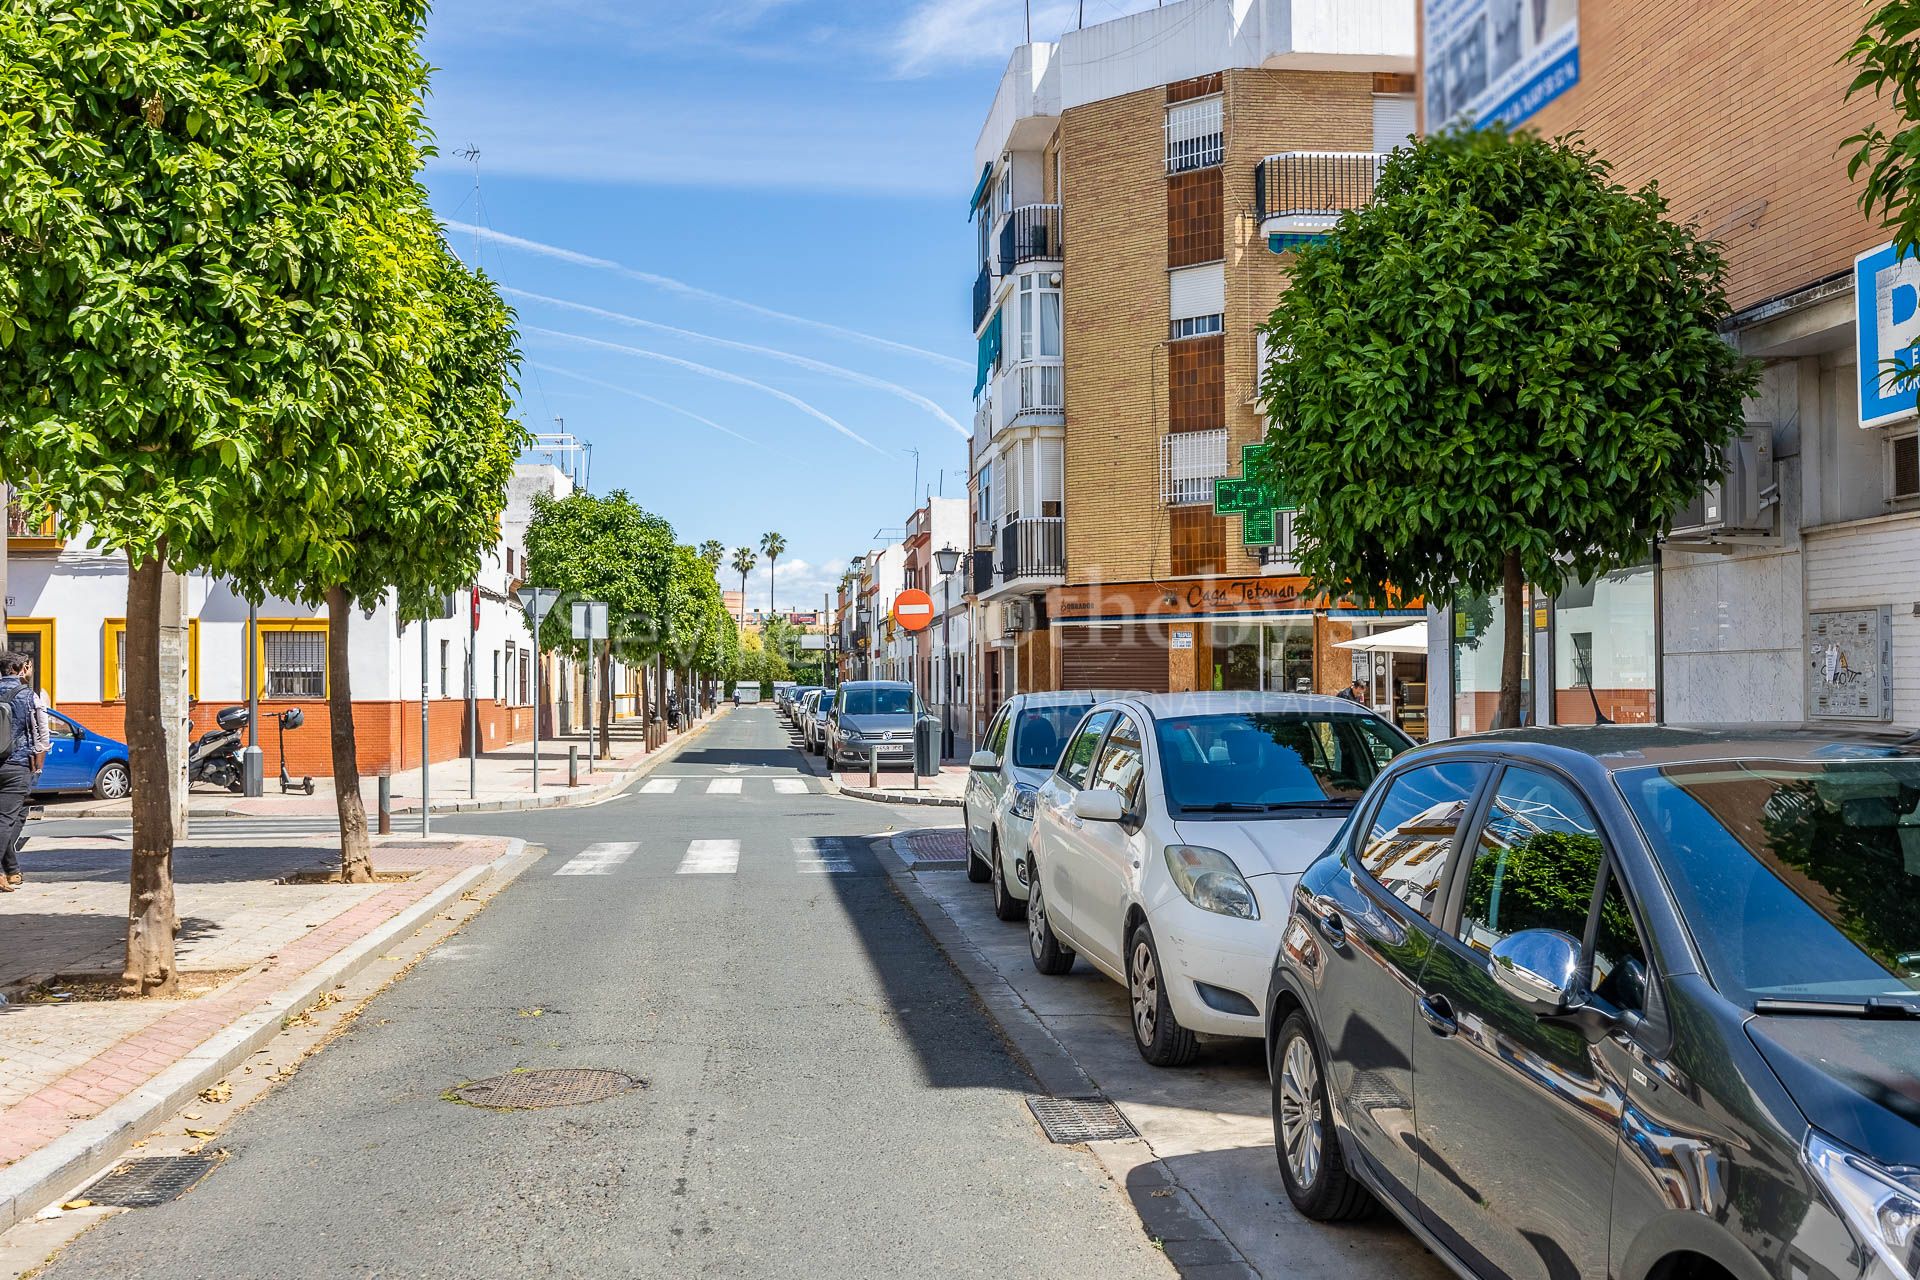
[188, 705, 250, 793]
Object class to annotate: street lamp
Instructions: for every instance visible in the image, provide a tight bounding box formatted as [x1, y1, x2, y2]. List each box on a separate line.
[856, 606, 872, 680]
[932, 547, 962, 759]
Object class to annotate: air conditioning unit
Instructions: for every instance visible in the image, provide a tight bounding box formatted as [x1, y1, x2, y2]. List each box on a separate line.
[1668, 425, 1778, 544]
[974, 521, 995, 549]
[1003, 599, 1034, 633]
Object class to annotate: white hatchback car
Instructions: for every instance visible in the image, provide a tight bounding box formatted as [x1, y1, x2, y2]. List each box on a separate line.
[963, 692, 1126, 921]
[1026, 692, 1412, 1066]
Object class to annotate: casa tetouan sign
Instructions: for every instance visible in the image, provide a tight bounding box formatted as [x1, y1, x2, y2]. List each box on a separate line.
[1212, 444, 1295, 547]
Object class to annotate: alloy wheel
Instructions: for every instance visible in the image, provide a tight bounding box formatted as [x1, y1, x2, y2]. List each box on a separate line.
[1278, 1034, 1325, 1190]
[1028, 879, 1047, 961]
[1130, 940, 1159, 1045]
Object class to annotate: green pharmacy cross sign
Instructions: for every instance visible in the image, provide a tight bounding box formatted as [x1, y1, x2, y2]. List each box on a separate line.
[1212, 444, 1295, 547]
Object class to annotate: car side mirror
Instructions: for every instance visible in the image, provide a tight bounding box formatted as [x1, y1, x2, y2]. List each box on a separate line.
[1070, 789, 1126, 823]
[968, 750, 999, 772]
[1489, 929, 1585, 1015]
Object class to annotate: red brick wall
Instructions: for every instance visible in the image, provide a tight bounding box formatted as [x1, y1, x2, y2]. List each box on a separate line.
[53, 698, 539, 779]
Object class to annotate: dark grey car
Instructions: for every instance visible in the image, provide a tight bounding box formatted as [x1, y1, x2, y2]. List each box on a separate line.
[825, 681, 923, 770]
[1266, 725, 1920, 1280]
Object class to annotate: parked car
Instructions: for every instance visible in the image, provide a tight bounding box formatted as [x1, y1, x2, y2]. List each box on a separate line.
[783, 686, 820, 725]
[965, 692, 1135, 920]
[1265, 724, 1920, 1280]
[1025, 692, 1412, 1066]
[32, 709, 132, 800]
[800, 689, 830, 754]
[826, 681, 922, 770]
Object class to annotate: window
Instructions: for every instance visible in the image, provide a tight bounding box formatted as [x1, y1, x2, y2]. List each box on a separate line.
[519, 650, 531, 705]
[1553, 565, 1656, 725]
[261, 623, 326, 699]
[1892, 432, 1919, 501]
[1160, 429, 1229, 505]
[45, 713, 76, 743]
[1593, 871, 1649, 1015]
[1058, 710, 1116, 788]
[439, 640, 450, 698]
[1012, 702, 1094, 769]
[1357, 762, 1490, 919]
[4, 618, 53, 700]
[1090, 715, 1147, 810]
[104, 619, 200, 702]
[983, 708, 1010, 757]
[1458, 767, 1605, 954]
[505, 641, 517, 705]
[492, 650, 501, 701]
[1018, 274, 1061, 361]
[1154, 710, 1411, 813]
[1451, 589, 1532, 734]
[1166, 96, 1223, 173]
[1170, 314, 1224, 341]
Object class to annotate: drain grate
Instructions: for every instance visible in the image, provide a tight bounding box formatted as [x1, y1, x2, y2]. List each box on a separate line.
[450, 1068, 641, 1110]
[82, 1154, 224, 1207]
[1027, 1095, 1138, 1144]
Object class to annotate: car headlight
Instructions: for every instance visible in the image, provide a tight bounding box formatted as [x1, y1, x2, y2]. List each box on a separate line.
[1010, 784, 1038, 821]
[1163, 845, 1259, 920]
[1806, 1130, 1920, 1280]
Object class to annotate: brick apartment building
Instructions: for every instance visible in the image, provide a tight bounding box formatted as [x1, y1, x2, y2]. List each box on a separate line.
[965, 0, 1428, 741]
[1420, 0, 1920, 735]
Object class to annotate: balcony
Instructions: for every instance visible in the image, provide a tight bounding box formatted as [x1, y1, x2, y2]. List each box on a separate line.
[997, 203, 1062, 274]
[1009, 360, 1063, 422]
[972, 265, 993, 333]
[998, 517, 1065, 583]
[1254, 152, 1385, 252]
[5, 496, 61, 549]
[969, 548, 995, 597]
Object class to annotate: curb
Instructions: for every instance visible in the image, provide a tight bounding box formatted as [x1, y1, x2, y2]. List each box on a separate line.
[836, 784, 963, 808]
[0, 836, 536, 1233]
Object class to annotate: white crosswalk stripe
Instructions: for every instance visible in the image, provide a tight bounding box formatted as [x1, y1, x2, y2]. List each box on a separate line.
[677, 839, 740, 875]
[639, 778, 679, 795]
[773, 778, 807, 795]
[705, 778, 743, 795]
[793, 837, 856, 875]
[554, 841, 638, 876]
[633, 776, 815, 797]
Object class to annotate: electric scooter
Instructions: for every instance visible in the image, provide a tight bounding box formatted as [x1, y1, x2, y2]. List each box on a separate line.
[273, 707, 315, 796]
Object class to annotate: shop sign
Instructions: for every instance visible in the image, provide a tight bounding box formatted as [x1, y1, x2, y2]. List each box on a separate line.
[1213, 444, 1295, 548]
[1425, 0, 1579, 130]
[1170, 630, 1194, 650]
[1855, 241, 1920, 428]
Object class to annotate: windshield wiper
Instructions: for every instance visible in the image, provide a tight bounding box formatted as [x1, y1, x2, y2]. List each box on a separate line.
[1258, 798, 1357, 809]
[1753, 996, 1920, 1020]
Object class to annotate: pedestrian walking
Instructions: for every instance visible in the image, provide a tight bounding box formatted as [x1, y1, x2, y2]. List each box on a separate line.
[0, 650, 38, 891]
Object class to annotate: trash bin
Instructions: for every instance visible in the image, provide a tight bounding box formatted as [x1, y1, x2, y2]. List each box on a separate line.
[914, 716, 939, 779]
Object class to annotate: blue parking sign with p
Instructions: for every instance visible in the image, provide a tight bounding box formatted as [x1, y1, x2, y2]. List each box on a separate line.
[1856, 241, 1920, 428]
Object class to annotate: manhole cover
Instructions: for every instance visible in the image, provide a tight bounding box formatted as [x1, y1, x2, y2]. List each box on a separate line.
[82, 1155, 224, 1207]
[1027, 1095, 1138, 1144]
[450, 1068, 641, 1110]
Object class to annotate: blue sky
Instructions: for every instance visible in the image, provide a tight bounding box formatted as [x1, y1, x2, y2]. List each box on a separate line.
[419, 0, 1160, 611]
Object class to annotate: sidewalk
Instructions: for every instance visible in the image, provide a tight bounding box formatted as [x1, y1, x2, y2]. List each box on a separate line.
[42, 706, 733, 820]
[0, 830, 528, 1230]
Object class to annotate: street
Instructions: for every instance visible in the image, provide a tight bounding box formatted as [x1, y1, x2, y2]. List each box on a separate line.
[31, 709, 1175, 1279]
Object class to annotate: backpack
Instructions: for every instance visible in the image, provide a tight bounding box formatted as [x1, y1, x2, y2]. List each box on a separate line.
[0, 686, 14, 756]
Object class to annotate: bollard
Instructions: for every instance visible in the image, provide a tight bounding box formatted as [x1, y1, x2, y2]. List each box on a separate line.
[868, 746, 879, 790]
[569, 745, 580, 788]
[377, 775, 392, 835]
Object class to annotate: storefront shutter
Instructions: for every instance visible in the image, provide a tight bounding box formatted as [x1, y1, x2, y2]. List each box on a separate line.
[1059, 625, 1171, 693]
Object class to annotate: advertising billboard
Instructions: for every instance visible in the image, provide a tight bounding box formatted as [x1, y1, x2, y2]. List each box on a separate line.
[1424, 0, 1579, 130]
[1856, 241, 1920, 429]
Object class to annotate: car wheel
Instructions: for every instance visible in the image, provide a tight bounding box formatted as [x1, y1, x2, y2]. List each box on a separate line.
[93, 761, 132, 801]
[1027, 862, 1075, 975]
[991, 835, 1027, 922]
[1272, 1010, 1374, 1221]
[1128, 922, 1199, 1067]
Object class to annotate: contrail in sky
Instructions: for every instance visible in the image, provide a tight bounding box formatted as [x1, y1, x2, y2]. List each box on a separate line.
[446, 220, 967, 372]
[507, 287, 967, 439]
[527, 326, 883, 454]
[528, 363, 757, 445]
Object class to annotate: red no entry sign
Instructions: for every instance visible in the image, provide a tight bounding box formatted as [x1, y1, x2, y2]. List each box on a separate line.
[893, 589, 935, 633]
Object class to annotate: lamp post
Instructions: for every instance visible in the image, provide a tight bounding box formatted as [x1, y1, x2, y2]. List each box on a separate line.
[855, 606, 872, 681]
[933, 546, 962, 760]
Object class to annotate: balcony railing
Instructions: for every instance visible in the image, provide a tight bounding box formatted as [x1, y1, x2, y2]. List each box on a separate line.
[5, 498, 59, 544]
[998, 517, 1065, 582]
[1010, 361, 1063, 420]
[972, 265, 992, 332]
[969, 549, 995, 596]
[1254, 152, 1385, 245]
[997, 203, 1062, 274]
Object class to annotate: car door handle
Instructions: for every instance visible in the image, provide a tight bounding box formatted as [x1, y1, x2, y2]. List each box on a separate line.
[1417, 994, 1458, 1037]
[1308, 899, 1347, 947]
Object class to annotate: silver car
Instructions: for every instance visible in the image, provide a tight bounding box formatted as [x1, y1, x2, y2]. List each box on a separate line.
[800, 689, 830, 754]
[964, 692, 1126, 921]
[826, 681, 921, 769]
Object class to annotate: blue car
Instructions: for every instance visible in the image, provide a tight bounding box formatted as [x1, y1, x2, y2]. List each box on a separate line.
[35, 709, 132, 799]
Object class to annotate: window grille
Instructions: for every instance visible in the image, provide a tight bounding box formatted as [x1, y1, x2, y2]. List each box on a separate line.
[1160, 429, 1229, 505]
[1894, 433, 1920, 501]
[264, 630, 325, 699]
[1166, 97, 1223, 174]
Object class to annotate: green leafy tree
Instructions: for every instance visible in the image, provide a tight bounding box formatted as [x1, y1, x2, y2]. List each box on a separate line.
[729, 546, 756, 626]
[1847, 5, 1920, 258]
[0, 0, 455, 990]
[1256, 129, 1755, 727]
[759, 530, 786, 619]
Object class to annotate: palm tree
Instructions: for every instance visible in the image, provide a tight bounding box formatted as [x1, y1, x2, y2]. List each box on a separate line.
[698, 539, 725, 572]
[759, 531, 786, 622]
[729, 546, 756, 626]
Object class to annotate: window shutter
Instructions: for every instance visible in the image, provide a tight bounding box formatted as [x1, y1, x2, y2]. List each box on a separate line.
[1372, 96, 1416, 152]
[1169, 263, 1225, 322]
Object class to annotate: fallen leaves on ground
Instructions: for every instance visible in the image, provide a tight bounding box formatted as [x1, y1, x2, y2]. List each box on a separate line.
[199, 1081, 232, 1104]
[61, 1199, 91, 1211]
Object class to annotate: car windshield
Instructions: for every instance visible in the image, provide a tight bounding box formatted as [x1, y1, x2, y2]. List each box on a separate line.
[840, 687, 915, 716]
[1154, 712, 1409, 813]
[1618, 758, 1920, 1006]
[1011, 703, 1093, 769]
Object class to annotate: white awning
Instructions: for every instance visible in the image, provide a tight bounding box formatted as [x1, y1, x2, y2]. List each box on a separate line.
[1335, 621, 1428, 654]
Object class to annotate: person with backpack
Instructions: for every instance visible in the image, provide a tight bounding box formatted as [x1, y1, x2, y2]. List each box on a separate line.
[0, 650, 37, 891]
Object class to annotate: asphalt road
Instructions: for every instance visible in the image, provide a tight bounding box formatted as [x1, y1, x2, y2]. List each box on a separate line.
[40, 708, 1174, 1279]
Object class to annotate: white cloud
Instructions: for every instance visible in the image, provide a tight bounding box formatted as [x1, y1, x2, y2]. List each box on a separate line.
[765, 557, 852, 612]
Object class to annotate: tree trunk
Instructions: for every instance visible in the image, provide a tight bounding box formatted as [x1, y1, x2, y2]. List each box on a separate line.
[327, 587, 375, 883]
[768, 557, 777, 621]
[1495, 549, 1526, 730]
[638, 649, 652, 751]
[158, 567, 190, 840]
[122, 549, 179, 996]
[598, 645, 612, 759]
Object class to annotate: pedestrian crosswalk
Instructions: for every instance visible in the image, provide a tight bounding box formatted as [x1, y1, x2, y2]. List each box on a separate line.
[550, 836, 867, 878]
[632, 776, 823, 798]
